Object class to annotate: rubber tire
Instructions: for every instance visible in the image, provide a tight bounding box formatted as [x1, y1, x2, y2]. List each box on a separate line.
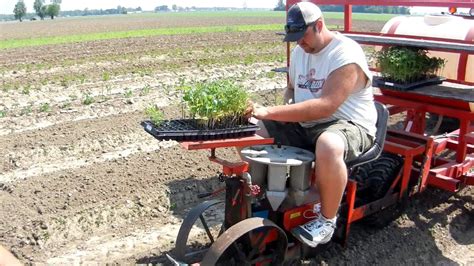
[351, 152, 405, 228]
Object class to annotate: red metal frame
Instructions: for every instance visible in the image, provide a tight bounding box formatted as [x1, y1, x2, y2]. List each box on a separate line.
[181, 135, 274, 175]
[175, 2, 473, 261]
[286, 1, 474, 84]
[288, 0, 474, 6]
[287, 1, 474, 13]
[286, 0, 474, 246]
[286, 0, 474, 182]
[282, 202, 319, 231]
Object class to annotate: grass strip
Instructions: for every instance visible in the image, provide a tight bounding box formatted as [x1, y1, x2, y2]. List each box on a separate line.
[0, 24, 282, 50]
[127, 11, 395, 21]
[127, 11, 286, 18]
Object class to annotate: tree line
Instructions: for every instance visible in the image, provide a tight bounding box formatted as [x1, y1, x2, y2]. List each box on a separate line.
[64, 6, 142, 17]
[10, 0, 409, 22]
[14, 0, 61, 21]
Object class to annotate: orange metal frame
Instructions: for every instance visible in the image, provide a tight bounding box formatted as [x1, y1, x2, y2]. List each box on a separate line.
[182, 135, 281, 261]
[176, 1, 473, 259]
[286, 0, 474, 245]
[181, 134, 274, 176]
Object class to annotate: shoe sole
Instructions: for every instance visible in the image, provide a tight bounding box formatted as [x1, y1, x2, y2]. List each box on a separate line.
[290, 227, 333, 248]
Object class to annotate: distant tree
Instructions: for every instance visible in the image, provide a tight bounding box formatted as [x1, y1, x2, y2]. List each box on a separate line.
[33, 0, 45, 20]
[13, 0, 27, 22]
[154, 5, 170, 12]
[274, 0, 285, 11]
[172, 4, 178, 11]
[116, 5, 127, 14]
[45, 3, 60, 19]
[41, 5, 47, 17]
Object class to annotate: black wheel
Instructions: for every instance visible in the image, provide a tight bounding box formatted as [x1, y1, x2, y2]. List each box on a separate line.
[352, 152, 405, 227]
[173, 200, 225, 264]
[426, 113, 459, 134]
[201, 217, 288, 266]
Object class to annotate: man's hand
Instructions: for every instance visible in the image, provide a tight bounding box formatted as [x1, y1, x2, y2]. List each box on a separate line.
[252, 103, 269, 120]
[244, 100, 268, 120]
[244, 100, 254, 119]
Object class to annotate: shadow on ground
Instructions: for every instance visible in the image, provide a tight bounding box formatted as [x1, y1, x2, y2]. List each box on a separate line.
[304, 187, 471, 265]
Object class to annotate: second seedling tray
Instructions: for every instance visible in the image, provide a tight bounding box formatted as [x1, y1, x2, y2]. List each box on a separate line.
[373, 76, 445, 91]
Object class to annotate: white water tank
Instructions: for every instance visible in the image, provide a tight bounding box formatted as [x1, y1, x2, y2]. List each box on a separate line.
[381, 15, 474, 83]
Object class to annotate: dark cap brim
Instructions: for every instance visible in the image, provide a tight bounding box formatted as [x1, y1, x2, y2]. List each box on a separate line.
[283, 29, 306, 42]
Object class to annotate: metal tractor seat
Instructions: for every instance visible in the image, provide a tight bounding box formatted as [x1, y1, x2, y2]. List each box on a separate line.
[346, 101, 388, 170]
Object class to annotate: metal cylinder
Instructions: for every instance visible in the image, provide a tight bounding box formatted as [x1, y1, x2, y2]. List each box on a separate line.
[289, 162, 312, 191]
[247, 161, 267, 187]
[267, 165, 288, 191]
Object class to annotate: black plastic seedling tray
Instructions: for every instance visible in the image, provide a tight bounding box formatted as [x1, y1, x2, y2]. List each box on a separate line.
[373, 76, 445, 91]
[141, 119, 260, 141]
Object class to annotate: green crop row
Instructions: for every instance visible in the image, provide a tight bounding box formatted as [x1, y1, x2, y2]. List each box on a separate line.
[128, 10, 286, 18]
[127, 11, 395, 21]
[0, 24, 282, 50]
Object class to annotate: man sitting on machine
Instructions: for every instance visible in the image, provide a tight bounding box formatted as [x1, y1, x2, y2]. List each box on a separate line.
[249, 2, 377, 247]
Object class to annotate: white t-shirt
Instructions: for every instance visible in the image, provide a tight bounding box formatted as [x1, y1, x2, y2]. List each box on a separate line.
[289, 32, 377, 137]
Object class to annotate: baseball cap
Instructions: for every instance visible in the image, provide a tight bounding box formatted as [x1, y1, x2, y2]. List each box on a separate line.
[284, 2, 322, 42]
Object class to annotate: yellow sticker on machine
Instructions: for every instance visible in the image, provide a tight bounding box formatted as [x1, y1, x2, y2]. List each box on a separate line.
[290, 212, 301, 219]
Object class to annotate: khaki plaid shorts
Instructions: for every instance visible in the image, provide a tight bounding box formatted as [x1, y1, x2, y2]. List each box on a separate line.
[262, 119, 373, 162]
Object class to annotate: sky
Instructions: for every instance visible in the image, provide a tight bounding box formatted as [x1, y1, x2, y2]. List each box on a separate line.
[1, 0, 278, 14]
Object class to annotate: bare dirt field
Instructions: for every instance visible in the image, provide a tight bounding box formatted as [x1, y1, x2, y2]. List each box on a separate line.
[0, 14, 472, 265]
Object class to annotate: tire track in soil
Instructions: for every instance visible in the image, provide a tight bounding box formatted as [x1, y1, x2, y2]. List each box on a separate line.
[1, 126, 234, 263]
[48, 202, 225, 264]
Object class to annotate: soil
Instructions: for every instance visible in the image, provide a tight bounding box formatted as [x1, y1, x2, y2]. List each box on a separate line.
[0, 15, 472, 265]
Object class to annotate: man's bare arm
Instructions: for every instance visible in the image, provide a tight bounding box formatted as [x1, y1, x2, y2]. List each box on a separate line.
[253, 63, 368, 122]
[0, 245, 22, 266]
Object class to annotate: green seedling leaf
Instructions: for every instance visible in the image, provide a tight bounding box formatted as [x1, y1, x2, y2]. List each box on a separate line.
[180, 79, 249, 129]
[375, 46, 446, 84]
[146, 105, 164, 126]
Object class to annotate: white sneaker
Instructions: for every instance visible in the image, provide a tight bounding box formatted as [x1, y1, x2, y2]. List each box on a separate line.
[293, 214, 336, 248]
